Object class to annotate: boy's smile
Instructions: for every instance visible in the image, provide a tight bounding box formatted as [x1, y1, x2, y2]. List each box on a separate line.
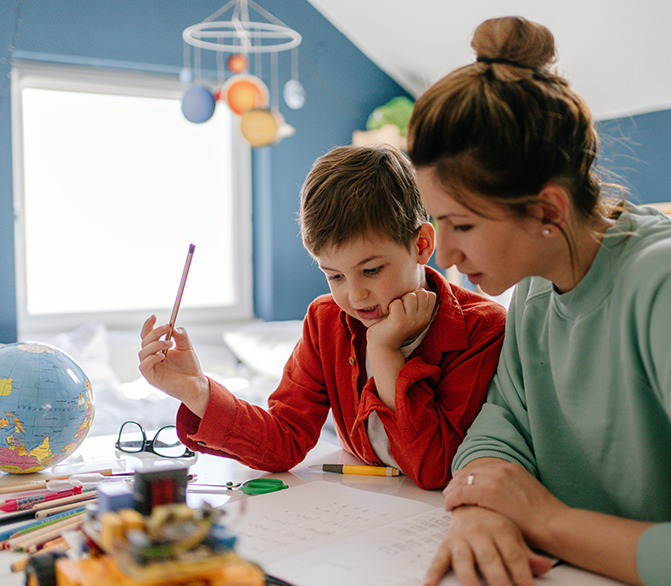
[355, 305, 382, 321]
[316, 231, 430, 327]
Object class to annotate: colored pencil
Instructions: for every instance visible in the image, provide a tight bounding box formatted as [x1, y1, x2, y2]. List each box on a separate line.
[10, 537, 69, 573]
[164, 243, 196, 353]
[0, 468, 113, 495]
[31, 487, 96, 511]
[9, 507, 86, 539]
[9, 516, 82, 551]
[35, 498, 97, 519]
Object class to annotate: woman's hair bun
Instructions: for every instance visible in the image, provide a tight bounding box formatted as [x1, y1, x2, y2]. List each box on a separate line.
[471, 16, 556, 71]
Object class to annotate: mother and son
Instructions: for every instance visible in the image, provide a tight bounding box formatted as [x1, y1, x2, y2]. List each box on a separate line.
[139, 16, 671, 586]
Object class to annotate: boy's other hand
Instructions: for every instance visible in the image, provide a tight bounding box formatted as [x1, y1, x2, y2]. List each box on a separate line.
[368, 288, 437, 350]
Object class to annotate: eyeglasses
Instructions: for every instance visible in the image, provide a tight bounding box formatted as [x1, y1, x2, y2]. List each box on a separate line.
[115, 421, 195, 459]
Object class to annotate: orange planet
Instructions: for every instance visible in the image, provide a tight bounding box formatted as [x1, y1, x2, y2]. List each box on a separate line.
[221, 74, 269, 116]
[227, 54, 249, 73]
[240, 109, 295, 147]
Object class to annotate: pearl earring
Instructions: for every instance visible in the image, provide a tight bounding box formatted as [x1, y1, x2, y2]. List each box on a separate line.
[542, 229, 551, 236]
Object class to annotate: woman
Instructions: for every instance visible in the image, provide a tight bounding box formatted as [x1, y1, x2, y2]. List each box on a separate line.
[407, 15, 671, 586]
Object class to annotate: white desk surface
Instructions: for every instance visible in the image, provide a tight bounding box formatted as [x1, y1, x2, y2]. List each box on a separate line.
[0, 434, 626, 586]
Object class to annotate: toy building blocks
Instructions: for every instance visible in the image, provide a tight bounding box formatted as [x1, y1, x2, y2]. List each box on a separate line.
[24, 501, 264, 586]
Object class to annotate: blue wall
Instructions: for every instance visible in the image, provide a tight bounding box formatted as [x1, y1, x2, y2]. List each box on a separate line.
[598, 109, 671, 205]
[2, 3, 670, 343]
[0, 0, 411, 342]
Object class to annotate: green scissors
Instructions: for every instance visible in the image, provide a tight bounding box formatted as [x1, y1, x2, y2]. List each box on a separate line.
[225, 478, 288, 495]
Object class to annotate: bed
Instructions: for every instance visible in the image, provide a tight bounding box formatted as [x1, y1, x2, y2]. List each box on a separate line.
[41, 319, 325, 440]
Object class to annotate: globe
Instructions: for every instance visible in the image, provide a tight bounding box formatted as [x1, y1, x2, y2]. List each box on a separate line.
[0, 342, 95, 474]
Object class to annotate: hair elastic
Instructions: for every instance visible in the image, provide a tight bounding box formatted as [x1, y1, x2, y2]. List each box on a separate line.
[476, 56, 529, 69]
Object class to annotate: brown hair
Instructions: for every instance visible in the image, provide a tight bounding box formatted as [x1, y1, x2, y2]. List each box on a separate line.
[407, 16, 618, 226]
[300, 145, 429, 257]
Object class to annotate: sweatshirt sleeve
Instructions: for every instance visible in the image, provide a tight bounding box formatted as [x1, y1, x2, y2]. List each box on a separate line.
[637, 524, 671, 586]
[631, 237, 671, 416]
[451, 366, 539, 476]
[452, 281, 540, 476]
[632, 243, 671, 585]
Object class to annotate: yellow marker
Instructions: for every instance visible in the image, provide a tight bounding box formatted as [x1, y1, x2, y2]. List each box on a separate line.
[309, 464, 401, 477]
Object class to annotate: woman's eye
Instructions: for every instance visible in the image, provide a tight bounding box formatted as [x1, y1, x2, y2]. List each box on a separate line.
[453, 224, 473, 232]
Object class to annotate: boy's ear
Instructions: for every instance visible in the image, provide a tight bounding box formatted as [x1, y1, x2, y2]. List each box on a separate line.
[416, 222, 435, 265]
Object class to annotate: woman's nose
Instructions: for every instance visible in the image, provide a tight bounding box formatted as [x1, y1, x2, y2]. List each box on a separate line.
[435, 233, 464, 269]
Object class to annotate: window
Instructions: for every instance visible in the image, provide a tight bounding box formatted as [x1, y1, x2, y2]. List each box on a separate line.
[12, 61, 253, 337]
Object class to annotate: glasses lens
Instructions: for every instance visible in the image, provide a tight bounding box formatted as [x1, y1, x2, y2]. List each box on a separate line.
[152, 426, 186, 458]
[117, 421, 145, 453]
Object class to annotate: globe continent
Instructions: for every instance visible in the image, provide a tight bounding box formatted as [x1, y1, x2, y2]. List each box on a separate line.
[0, 342, 95, 474]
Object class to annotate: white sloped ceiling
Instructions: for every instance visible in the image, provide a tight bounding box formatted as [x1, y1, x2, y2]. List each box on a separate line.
[307, 0, 671, 119]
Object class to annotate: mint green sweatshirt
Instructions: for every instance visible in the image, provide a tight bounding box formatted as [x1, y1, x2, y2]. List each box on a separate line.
[453, 204, 671, 586]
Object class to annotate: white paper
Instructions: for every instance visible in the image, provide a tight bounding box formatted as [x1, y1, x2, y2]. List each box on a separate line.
[222, 481, 624, 586]
[224, 481, 452, 585]
[268, 505, 453, 586]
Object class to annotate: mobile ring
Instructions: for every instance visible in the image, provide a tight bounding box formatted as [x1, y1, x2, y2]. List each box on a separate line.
[466, 474, 475, 486]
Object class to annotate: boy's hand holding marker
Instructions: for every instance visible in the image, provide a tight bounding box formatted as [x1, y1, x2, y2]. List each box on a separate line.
[138, 244, 211, 418]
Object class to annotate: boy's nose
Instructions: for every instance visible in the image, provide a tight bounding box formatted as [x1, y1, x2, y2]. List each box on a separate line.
[349, 283, 370, 303]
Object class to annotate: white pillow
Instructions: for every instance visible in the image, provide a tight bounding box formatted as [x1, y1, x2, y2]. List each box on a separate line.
[46, 321, 121, 390]
[223, 320, 303, 380]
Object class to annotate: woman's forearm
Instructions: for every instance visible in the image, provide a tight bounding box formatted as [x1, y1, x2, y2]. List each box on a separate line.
[533, 506, 651, 585]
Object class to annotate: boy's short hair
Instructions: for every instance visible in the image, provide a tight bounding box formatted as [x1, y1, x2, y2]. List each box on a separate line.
[300, 145, 429, 257]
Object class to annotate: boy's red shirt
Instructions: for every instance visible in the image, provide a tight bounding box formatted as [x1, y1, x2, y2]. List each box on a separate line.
[177, 267, 506, 489]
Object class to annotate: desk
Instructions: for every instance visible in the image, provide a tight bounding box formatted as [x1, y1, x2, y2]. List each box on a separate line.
[0, 435, 626, 586]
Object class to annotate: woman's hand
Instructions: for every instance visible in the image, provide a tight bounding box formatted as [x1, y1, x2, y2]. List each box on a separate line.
[445, 461, 569, 550]
[424, 506, 554, 586]
[138, 315, 211, 417]
[444, 461, 651, 586]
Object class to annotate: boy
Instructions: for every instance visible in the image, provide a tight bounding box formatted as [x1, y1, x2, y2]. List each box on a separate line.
[139, 145, 506, 489]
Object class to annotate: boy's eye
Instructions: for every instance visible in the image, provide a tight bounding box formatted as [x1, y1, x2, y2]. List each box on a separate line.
[363, 266, 383, 276]
[453, 224, 473, 232]
[326, 273, 342, 282]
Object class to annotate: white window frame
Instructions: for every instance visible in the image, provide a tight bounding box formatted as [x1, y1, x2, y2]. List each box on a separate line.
[11, 61, 253, 337]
